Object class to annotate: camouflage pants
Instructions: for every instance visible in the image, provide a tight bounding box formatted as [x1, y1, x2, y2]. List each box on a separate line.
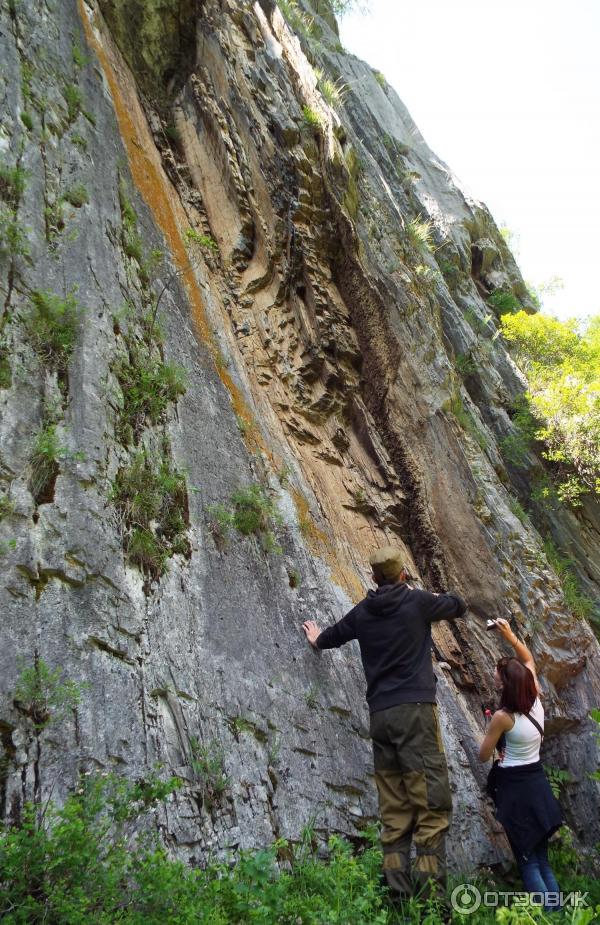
[370, 701, 452, 900]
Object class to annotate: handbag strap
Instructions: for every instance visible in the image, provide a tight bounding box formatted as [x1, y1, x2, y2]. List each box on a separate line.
[524, 711, 544, 742]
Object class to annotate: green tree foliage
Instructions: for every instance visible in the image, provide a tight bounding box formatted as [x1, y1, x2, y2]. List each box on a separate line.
[500, 310, 600, 504]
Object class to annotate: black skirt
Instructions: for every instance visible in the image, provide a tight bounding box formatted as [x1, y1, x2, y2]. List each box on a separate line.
[493, 760, 563, 860]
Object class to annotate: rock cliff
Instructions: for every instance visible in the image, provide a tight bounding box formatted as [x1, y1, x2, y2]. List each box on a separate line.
[0, 0, 599, 873]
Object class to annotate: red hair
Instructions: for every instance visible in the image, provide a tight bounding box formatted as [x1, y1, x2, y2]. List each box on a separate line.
[497, 656, 537, 714]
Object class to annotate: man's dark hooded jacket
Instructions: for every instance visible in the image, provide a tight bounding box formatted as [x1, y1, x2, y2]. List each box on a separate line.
[316, 582, 466, 713]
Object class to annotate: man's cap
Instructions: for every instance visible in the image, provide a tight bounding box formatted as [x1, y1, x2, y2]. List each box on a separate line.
[369, 546, 406, 581]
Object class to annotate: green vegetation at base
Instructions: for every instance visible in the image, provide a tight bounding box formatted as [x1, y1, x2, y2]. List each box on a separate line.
[110, 449, 190, 580]
[208, 484, 282, 554]
[543, 765, 573, 800]
[500, 311, 600, 506]
[1, 772, 599, 925]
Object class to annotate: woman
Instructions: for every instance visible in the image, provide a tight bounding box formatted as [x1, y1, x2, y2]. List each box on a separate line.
[479, 618, 563, 910]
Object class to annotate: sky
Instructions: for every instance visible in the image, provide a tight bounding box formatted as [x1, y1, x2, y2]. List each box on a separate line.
[339, 0, 600, 322]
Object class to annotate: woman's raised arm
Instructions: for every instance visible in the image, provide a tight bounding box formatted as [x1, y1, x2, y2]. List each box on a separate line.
[494, 617, 541, 694]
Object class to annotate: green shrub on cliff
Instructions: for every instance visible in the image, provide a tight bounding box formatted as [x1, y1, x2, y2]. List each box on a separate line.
[21, 289, 83, 376]
[277, 0, 314, 39]
[114, 346, 187, 444]
[500, 311, 600, 505]
[208, 484, 282, 554]
[111, 450, 190, 579]
[542, 539, 594, 621]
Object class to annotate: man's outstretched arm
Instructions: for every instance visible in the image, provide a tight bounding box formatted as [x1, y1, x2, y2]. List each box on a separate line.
[417, 589, 467, 622]
[302, 607, 358, 649]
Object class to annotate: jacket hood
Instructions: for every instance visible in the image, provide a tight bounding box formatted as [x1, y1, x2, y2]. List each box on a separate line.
[365, 581, 411, 614]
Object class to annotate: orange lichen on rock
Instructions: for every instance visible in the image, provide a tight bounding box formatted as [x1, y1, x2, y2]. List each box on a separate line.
[76, 0, 257, 448]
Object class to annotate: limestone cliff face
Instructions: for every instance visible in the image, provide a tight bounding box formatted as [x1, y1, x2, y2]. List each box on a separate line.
[0, 0, 599, 872]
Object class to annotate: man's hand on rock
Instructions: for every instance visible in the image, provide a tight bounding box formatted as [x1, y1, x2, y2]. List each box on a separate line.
[302, 620, 321, 647]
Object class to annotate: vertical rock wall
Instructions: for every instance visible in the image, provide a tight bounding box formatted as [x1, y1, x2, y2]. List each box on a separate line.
[0, 0, 598, 872]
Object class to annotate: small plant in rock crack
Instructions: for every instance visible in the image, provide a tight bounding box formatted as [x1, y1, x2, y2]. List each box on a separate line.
[62, 82, 95, 127]
[487, 288, 522, 316]
[207, 484, 282, 554]
[302, 105, 323, 129]
[455, 351, 477, 377]
[0, 338, 11, 389]
[543, 764, 573, 800]
[13, 654, 87, 732]
[110, 450, 190, 580]
[189, 737, 229, 810]
[314, 67, 348, 108]
[20, 289, 83, 380]
[114, 346, 187, 445]
[28, 424, 82, 504]
[183, 227, 218, 251]
[0, 161, 28, 206]
[304, 683, 320, 710]
[277, 0, 314, 39]
[63, 183, 89, 208]
[508, 497, 528, 524]
[0, 492, 15, 521]
[406, 216, 434, 253]
[0, 207, 30, 258]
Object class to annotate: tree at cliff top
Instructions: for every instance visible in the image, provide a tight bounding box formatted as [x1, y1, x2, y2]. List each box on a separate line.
[501, 311, 600, 506]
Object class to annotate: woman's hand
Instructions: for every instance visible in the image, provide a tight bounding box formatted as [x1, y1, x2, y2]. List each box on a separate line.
[494, 617, 517, 644]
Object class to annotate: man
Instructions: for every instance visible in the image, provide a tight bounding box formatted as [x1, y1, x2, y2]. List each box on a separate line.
[302, 545, 466, 904]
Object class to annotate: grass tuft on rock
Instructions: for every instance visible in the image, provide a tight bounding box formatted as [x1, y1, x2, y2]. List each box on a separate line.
[21, 290, 83, 377]
[111, 450, 190, 580]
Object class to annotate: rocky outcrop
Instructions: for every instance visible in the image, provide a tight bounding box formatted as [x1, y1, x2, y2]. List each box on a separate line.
[0, 0, 598, 873]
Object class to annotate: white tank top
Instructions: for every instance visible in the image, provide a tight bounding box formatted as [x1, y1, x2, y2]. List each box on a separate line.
[499, 696, 544, 767]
